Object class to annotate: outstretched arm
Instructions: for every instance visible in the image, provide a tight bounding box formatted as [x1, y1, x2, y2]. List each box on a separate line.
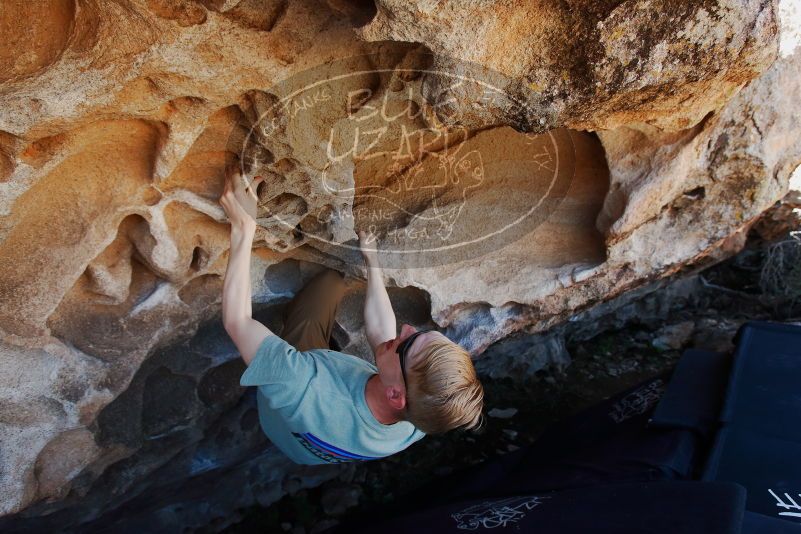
[359, 230, 397, 352]
[219, 165, 272, 365]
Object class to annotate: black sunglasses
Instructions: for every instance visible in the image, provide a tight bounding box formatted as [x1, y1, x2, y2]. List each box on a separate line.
[396, 328, 434, 386]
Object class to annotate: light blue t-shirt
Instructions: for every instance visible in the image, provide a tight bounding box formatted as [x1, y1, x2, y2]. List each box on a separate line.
[239, 335, 426, 465]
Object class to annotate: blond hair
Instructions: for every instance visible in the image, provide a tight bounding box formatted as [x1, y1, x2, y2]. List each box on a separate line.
[404, 336, 484, 434]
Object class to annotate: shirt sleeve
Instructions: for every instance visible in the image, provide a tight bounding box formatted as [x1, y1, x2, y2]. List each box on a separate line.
[239, 335, 316, 407]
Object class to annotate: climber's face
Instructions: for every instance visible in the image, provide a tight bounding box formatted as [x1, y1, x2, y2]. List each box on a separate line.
[373, 324, 443, 411]
[374, 324, 416, 393]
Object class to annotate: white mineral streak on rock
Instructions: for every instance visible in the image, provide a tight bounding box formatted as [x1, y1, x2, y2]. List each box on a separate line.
[779, 0, 801, 58]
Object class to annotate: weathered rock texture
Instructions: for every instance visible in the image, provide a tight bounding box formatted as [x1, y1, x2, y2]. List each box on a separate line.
[0, 0, 799, 531]
[359, 0, 779, 131]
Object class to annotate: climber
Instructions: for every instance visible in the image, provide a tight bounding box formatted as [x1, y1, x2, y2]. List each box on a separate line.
[218, 165, 484, 464]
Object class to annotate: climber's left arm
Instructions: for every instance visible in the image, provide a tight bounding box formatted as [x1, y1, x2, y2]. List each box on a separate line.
[219, 166, 273, 365]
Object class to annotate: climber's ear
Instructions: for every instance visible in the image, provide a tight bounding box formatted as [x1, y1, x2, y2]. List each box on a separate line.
[386, 384, 407, 411]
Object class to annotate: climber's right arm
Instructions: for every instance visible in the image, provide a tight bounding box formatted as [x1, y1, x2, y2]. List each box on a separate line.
[359, 230, 397, 352]
[222, 224, 273, 365]
[219, 166, 273, 365]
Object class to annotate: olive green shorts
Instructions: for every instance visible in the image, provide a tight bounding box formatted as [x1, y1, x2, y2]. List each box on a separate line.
[280, 268, 346, 351]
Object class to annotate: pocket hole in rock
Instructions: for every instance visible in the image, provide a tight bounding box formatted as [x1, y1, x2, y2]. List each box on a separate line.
[190, 246, 209, 271]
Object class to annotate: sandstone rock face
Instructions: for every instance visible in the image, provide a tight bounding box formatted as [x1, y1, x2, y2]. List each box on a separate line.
[359, 0, 779, 131]
[0, 0, 799, 530]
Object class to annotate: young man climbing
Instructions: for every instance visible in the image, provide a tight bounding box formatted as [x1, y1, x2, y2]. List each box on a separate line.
[219, 166, 484, 464]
